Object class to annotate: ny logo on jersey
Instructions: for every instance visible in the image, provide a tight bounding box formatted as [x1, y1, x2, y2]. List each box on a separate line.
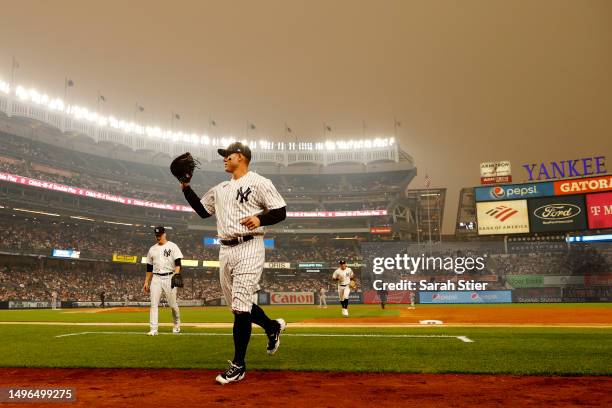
[163, 249, 172, 257]
[236, 186, 252, 204]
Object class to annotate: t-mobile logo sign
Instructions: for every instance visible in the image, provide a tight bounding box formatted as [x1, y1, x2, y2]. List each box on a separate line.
[590, 205, 612, 216]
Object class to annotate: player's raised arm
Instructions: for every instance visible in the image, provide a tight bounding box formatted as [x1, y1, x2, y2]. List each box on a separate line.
[170, 152, 213, 219]
[181, 184, 213, 219]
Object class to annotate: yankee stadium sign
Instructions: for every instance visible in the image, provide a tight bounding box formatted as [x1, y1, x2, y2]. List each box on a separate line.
[522, 156, 606, 181]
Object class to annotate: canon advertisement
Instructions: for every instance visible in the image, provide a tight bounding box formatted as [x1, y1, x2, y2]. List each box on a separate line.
[527, 195, 587, 233]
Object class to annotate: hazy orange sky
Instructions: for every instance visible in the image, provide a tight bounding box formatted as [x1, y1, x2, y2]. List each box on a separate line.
[1, 0, 611, 233]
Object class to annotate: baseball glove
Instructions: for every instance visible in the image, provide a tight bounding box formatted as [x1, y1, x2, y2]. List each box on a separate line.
[171, 273, 184, 289]
[170, 152, 200, 183]
[349, 280, 357, 290]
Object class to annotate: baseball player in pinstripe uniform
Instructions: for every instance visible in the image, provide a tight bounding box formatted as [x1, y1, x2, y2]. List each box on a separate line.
[180, 142, 287, 384]
[143, 226, 183, 336]
[332, 260, 355, 317]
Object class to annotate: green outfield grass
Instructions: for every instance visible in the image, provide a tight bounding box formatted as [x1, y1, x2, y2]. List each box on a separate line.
[1, 304, 611, 375]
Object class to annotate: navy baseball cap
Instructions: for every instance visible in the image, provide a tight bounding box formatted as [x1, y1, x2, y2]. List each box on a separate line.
[339, 260, 347, 265]
[218, 142, 252, 161]
[154, 226, 165, 235]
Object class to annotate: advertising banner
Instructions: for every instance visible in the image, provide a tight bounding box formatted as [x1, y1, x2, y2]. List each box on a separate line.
[112, 254, 138, 263]
[561, 286, 611, 302]
[527, 195, 587, 233]
[370, 226, 392, 234]
[363, 290, 413, 304]
[0, 172, 194, 212]
[476, 200, 530, 235]
[554, 175, 612, 195]
[419, 290, 512, 304]
[181, 259, 199, 267]
[512, 287, 562, 303]
[506, 275, 544, 288]
[203, 237, 275, 249]
[0, 171, 392, 218]
[264, 262, 291, 269]
[474, 182, 555, 202]
[298, 262, 328, 269]
[287, 210, 387, 218]
[202, 260, 220, 268]
[586, 192, 612, 229]
[52, 249, 80, 259]
[270, 292, 315, 305]
[584, 273, 612, 286]
[543, 275, 585, 286]
[8, 301, 51, 309]
[480, 161, 512, 185]
[324, 291, 363, 304]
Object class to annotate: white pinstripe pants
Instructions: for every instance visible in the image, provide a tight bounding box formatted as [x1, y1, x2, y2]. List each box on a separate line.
[219, 236, 264, 313]
[149, 275, 180, 330]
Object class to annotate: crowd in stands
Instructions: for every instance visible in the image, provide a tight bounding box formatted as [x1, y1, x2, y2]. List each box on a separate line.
[0, 263, 359, 302]
[0, 264, 222, 302]
[488, 249, 612, 278]
[0, 215, 363, 263]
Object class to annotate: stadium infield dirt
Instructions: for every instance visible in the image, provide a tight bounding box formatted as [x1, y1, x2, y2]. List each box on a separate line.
[305, 305, 612, 325]
[0, 368, 610, 408]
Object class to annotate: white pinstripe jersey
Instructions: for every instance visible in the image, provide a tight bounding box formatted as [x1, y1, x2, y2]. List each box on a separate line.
[200, 171, 286, 240]
[332, 267, 354, 285]
[147, 241, 183, 275]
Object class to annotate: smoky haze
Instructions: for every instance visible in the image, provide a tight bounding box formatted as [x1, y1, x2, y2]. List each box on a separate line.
[1, 0, 611, 233]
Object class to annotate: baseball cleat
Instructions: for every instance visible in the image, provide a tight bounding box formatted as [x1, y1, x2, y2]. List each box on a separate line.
[146, 329, 158, 336]
[267, 318, 286, 355]
[215, 361, 246, 385]
[172, 326, 181, 334]
[342, 309, 349, 317]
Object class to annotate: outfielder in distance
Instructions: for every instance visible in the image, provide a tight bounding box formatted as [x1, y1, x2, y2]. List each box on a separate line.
[332, 260, 355, 317]
[143, 226, 184, 336]
[172, 143, 287, 385]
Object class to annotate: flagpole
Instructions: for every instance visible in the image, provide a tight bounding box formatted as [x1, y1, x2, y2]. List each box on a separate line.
[416, 198, 420, 245]
[11, 57, 18, 88]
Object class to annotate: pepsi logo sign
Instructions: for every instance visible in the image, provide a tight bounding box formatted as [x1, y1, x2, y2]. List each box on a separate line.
[491, 186, 505, 199]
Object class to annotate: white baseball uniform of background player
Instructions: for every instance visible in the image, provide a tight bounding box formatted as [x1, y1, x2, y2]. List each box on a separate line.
[332, 262, 354, 317]
[143, 228, 182, 335]
[319, 287, 327, 308]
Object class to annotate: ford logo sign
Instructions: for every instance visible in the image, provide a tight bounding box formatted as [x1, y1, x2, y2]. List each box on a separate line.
[534, 204, 581, 220]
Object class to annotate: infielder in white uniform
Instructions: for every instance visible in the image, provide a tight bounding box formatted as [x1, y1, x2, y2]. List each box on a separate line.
[319, 287, 327, 308]
[180, 142, 287, 385]
[332, 260, 354, 317]
[143, 226, 183, 336]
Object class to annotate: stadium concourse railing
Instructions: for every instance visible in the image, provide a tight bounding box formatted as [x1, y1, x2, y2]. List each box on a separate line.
[0, 92, 403, 167]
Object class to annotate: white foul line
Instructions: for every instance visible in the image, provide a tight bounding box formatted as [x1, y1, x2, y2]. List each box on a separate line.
[55, 331, 474, 342]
